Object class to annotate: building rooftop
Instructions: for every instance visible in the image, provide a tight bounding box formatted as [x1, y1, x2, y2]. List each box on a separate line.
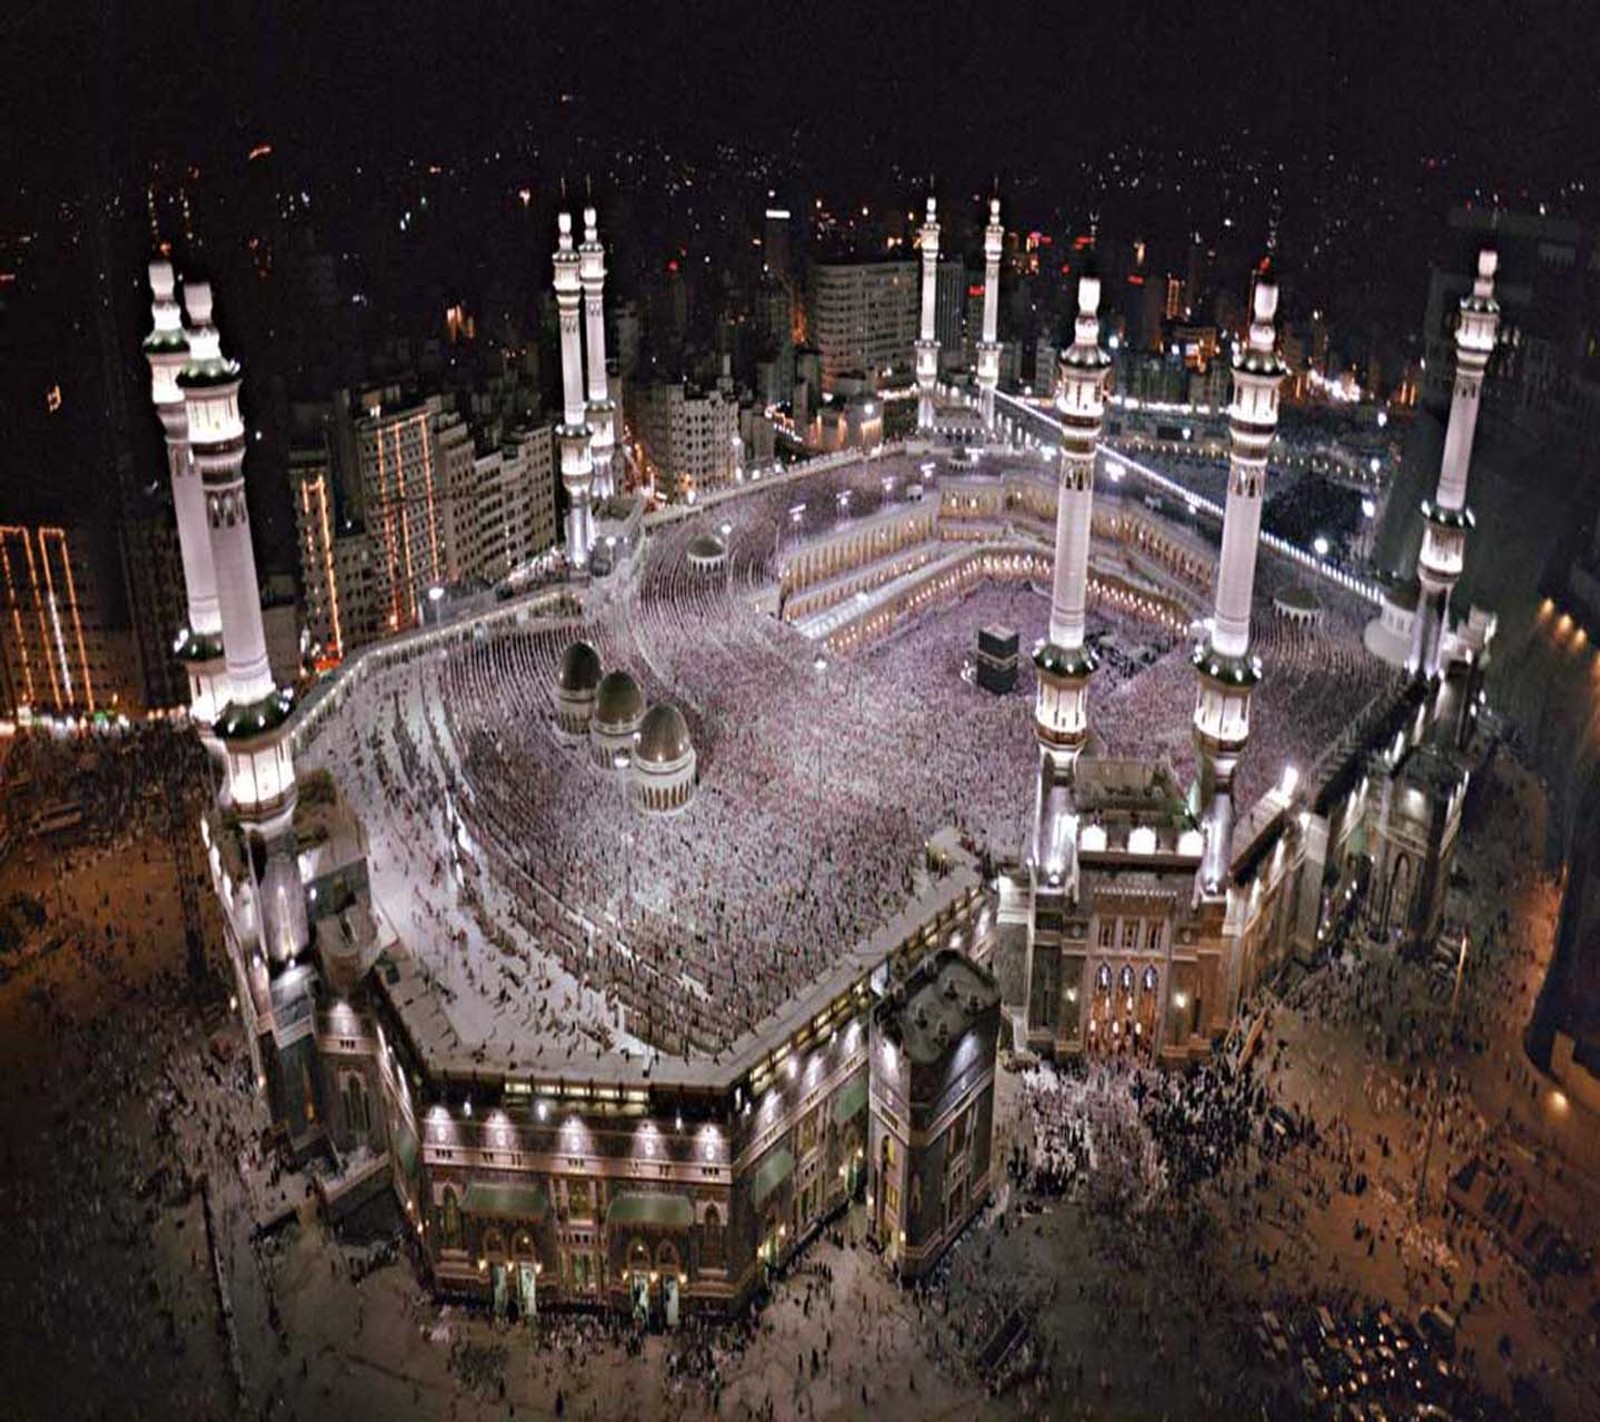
[877, 950, 999, 1066]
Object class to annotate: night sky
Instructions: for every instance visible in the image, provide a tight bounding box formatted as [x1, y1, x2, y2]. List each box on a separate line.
[4, 0, 1599, 201]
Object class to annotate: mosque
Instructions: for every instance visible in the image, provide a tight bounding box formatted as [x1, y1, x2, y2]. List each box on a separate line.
[141, 191, 1503, 1323]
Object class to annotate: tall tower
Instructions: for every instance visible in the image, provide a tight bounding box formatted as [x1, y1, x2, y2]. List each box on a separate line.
[977, 197, 1004, 432]
[915, 196, 941, 433]
[179, 281, 307, 962]
[1192, 268, 1284, 894]
[145, 259, 228, 730]
[579, 204, 617, 502]
[1030, 274, 1110, 888]
[554, 212, 595, 566]
[1410, 248, 1499, 682]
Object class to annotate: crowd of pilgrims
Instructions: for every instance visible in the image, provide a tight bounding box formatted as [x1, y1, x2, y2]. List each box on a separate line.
[0, 721, 214, 850]
[1011, 1054, 1263, 1209]
[0, 725, 261, 1416]
[302, 486, 1151, 1059]
[1098, 550, 1400, 814]
[292, 439, 1394, 1063]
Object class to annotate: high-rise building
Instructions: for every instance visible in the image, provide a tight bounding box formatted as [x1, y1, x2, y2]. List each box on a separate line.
[807, 260, 918, 389]
[935, 258, 965, 373]
[763, 205, 792, 285]
[290, 413, 560, 663]
[631, 380, 740, 499]
[0, 523, 123, 720]
[353, 397, 448, 633]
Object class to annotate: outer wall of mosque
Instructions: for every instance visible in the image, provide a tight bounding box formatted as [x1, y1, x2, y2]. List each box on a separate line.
[213, 774, 996, 1323]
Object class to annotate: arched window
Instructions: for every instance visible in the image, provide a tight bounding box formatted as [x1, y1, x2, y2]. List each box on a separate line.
[629, 1239, 650, 1274]
[701, 1205, 724, 1268]
[482, 1228, 506, 1260]
[341, 1074, 371, 1140]
[442, 1187, 462, 1250]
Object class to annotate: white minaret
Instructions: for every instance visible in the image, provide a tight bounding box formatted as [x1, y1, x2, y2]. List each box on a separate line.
[179, 281, 306, 962]
[1410, 248, 1499, 682]
[554, 211, 595, 567]
[1030, 274, 1110, 889]
[579, 204, 617, 502]
[1192, 267, 1284, 893]
[976, 196, 1004, 431]
[915, 195, 941, 433]
[144, 258, 227, 727]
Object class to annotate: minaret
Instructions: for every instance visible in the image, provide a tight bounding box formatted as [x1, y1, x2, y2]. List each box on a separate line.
[976, 196, 1004, 431]
[554, 211, 595, 566]
[579, 203, 617, 502]
[1030, 274, 1110, 888]
[915, 195, 941, 433]
[179, 281, 306, 962]
[1192, 267, 1285, 894]
[1410, 248, 1499, 682]
[144, 258, 227, 728]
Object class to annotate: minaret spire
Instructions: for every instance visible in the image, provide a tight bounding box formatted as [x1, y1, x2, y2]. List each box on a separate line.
[1410, 247, 1499, 681]
[145, 258, 227, 728]
[179, 281, 306, 961]
[915, 194, 941, 433]
[1192, 264, 1285, 893]
[579, 201, 617, 501]
[977, 195, 1004, 432]
[553, 210, 595, 566]
[1030, 272, 1110, 887]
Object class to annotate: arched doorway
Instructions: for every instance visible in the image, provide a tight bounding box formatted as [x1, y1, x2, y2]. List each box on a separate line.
[656, 1241, 681, 1328]
[1135, 964, 1161, 1049]
[842, 1122, 865, 1199]
[483, 1229, 509, 1317]
[627, 1238, 651, 1322]
[1088, 962, 1115, 1053]
[700, 1205, 724, 1270]
[511, 1230, 539, 1321]
[1382, 853, 1413, 938]
[341, 1073, 371, 1143]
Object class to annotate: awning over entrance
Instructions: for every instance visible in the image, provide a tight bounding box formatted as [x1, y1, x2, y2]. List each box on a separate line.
[463, 1181, 549, 1221]
[606, 1191, 694, 1230]
[750, 1147, 795, 1209]
[832, 1075, 868, 1125]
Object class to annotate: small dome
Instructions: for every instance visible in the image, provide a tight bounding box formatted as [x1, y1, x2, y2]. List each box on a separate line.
[687, 532, 726, 560]
[636, 703, 692, 765]
[558, 640, 602, 693]
[594, 669, 644, 727]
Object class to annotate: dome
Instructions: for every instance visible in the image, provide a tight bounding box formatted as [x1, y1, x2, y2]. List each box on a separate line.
[688, 532, 726, 560]
[594, 669, 644, 727]
[558, 640, 602, 693]
[636, 703, 692, 765]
